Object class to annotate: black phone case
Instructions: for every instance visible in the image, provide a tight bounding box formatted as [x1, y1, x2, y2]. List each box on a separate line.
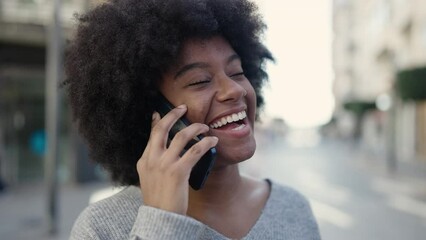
[155, 95, 216, 190]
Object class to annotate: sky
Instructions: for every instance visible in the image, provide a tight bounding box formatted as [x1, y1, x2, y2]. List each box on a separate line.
[256, 0, 335, 128]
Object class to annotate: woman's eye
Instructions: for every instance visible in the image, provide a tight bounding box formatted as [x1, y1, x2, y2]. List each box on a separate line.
[187, 79, 211, 87]
[230, 72, 245, 79]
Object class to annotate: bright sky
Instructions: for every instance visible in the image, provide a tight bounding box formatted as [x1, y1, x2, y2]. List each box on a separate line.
[256, 0, 335, 128]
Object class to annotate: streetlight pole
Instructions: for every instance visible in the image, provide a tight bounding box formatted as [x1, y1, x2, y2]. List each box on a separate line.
[45, 0, 63, 235]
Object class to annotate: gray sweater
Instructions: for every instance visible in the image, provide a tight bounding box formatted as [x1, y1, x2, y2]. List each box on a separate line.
[70, 180, 321, 239]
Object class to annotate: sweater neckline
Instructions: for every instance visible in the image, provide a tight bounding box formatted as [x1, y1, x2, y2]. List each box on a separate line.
[201, 179, 274, 239]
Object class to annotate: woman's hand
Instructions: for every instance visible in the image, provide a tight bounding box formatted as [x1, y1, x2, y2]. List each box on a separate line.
[136, 105, 218, 215]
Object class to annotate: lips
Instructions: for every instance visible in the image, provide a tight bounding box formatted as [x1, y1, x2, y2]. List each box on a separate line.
[209, 110, 247, 129]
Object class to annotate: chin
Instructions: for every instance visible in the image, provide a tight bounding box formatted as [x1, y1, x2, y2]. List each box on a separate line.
[214, 140, 256, 167]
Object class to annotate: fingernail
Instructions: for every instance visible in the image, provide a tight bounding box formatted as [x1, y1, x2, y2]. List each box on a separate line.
[152, 112, 158, 120]
[176, 104, 186, 109]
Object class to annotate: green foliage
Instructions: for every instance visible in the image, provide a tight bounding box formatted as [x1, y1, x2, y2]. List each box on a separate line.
[343, 101, 376, 116]
[396, 66, 426, 101]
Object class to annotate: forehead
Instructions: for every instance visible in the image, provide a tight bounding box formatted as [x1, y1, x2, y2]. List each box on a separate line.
[177, 36, 237, 66]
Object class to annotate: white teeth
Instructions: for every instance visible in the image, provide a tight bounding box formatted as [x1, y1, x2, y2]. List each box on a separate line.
[232, 114, 239, 121]
[221, 118, 227, 125]
[209, 110, 247, 129]
[232, 124, 246, 131]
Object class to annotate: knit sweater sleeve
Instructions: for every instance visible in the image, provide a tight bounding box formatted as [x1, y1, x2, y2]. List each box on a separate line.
[129, 205, 205, 240]
[69, 187, 206, 240]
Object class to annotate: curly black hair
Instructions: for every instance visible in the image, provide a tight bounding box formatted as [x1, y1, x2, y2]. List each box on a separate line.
[64, 0, 273, 186]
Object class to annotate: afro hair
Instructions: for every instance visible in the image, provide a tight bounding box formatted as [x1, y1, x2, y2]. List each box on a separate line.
[64, 0, 273, 186]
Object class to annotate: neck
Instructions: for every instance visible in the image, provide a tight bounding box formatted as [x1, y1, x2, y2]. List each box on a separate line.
[188, 164, 243, 207]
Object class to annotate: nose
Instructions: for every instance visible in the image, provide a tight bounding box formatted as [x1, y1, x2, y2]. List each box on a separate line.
[215, 74, 247, 102]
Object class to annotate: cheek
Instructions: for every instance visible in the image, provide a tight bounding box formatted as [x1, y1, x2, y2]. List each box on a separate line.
[185, 98, 211, 124]
[245, 84, 257, 121]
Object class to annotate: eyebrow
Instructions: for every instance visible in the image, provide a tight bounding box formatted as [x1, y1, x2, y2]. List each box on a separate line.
[173, 54, 241, 80]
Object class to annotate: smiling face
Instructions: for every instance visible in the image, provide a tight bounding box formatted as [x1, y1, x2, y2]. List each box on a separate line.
[159, 36, 257, 168]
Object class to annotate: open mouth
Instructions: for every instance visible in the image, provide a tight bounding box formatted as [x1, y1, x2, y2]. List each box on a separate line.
[209, 110, 247, 130]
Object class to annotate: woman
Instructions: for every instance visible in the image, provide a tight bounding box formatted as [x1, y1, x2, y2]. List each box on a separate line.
[65, 0, 321, 239]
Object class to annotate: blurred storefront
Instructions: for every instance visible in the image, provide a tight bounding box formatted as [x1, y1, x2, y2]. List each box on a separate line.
[333, 0, 426, 162]
[0, 0, 102, 187]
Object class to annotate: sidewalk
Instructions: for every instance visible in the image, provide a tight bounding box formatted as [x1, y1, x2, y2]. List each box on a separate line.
[246, 133, 426, 240]
[1, 136, 426, 240]
[342, 138, 426, 186]
[0, 181, 112, 240]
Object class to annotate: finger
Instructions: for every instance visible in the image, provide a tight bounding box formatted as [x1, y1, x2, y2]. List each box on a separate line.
[163, 123, 210, 163]
[151, 111, 161, 129]
[139, 111, 160, 159]
[139, 110, 181, 167]
[141, 111, 160, 158]
[179, 136, 218, 170]
[149, 105, 187, 149]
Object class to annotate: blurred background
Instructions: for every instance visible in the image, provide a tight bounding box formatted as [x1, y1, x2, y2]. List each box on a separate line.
[0, 0, 426, 239]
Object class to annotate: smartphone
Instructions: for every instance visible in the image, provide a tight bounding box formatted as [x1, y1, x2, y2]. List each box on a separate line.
[155, 95, 216, 190]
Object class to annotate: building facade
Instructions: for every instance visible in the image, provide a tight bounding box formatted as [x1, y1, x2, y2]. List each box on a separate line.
[333, 0, 426, 162]
[0, 0, 104, 186]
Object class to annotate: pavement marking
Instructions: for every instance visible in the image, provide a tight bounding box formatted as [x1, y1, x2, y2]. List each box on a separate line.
[387, 195, 426, 219]
[371, 177, 426, 196]
[295, 169, 354, 229]
[310, 199, 355, 229]
[372, 177, 426, 219]
[297, 169, 351, 204]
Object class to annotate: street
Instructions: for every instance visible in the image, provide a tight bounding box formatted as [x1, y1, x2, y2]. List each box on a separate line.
[244, 128, 426, 240]
[1, 129, 426, 240]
